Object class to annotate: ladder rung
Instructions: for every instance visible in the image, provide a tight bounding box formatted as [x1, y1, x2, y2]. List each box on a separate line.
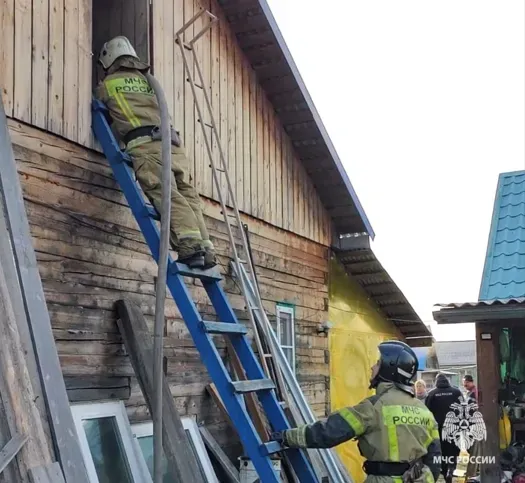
[197, 119, 214, 129]
[170, 262, 222, 281]
[187, 78, 203, 89]
[231, 379, 275, 394]
[202, 321, 247, 335]
[262, 353, 273, 358]
[143, 204, 159, 220]
[175, 38, 193, 51]
[260, 441, 283, 456]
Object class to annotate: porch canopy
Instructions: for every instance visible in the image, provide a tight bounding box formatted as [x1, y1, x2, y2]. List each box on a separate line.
[433, 298, 525, 325]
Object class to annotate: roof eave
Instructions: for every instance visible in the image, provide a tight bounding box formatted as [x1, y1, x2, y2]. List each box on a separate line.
[257, 0, 374, 239]
[433, 303, 525, 324]
[334, 236, 432, 345]
[222, 0, 375, 238]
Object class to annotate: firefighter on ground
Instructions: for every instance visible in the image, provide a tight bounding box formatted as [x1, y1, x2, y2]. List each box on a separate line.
[95, 36, 216, 269]
[272, 341, 442, 483]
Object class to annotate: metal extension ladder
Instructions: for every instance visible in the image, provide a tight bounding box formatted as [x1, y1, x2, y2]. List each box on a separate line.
[234, 263, 353, 483]
[91, 99, 318, 482]
[176, 10, 352, 483]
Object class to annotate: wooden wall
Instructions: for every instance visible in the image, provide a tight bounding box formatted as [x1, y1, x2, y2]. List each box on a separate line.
[1, 0, 92, 146]
[0, 0, 333, 245]
[152, 0, 331, 244]
[9, 119, 331, 454]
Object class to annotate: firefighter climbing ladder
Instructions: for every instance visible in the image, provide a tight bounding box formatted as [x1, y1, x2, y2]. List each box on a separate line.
[92, 8, 351, 483]
[92, 99, 318, 482]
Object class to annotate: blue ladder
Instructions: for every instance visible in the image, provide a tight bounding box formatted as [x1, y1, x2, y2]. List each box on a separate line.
[91, 100, 319, 483]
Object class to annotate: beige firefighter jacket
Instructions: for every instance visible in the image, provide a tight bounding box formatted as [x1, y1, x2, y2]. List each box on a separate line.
[95, 58, 161, 143]
[284, 382, 442, 483]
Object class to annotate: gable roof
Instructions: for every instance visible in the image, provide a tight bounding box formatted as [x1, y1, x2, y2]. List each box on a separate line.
[479, 170, 525, 301]
[219, 0, 375, 238]
[435, 340, 476, 367]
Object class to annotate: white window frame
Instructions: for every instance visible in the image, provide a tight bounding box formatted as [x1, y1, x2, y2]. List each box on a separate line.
[276, 304, 296, 373]
[132, 418, 219, 483]
[70, 401, 151, 483]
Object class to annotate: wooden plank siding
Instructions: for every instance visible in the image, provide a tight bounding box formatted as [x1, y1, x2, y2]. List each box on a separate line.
[0, 0, 332, 245]
[0, 0, 15, 115]
[8, 118, 331, 455]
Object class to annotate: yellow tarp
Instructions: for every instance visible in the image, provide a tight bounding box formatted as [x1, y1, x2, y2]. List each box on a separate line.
[328, 258, 402, 482]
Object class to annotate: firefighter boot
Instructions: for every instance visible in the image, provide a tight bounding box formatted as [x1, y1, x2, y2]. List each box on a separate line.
[177, 239, 205, 268]
[202, 241, 217, 269]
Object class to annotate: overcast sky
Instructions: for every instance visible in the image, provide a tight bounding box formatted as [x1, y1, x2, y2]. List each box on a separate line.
[266, 0, 525, 341]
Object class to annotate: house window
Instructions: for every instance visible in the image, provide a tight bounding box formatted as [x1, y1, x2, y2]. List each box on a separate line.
[276, 304, 295, 373]
[70, 401, 150, 483]
[131, 419, 218, 483]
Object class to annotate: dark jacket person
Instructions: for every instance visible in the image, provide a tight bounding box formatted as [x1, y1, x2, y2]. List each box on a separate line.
[425, 374, 464, 483]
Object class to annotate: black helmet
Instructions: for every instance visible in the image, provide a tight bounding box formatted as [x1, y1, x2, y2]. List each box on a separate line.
[371, 340, 418, 389]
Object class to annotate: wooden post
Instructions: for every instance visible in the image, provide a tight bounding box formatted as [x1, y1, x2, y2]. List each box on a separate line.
[0, 101, 90, 483]
[115, 299, 206, 483]
[476, 322, 501, 483]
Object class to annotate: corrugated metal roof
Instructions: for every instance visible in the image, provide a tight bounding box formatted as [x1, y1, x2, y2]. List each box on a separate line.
[479, 170, 525, 300]
[435, 298, 525, 309]
[218, 0, 374, 238]
[335, 237, 433, 345]
[435, 341, 476, 367]
[433, 297, 525, 324]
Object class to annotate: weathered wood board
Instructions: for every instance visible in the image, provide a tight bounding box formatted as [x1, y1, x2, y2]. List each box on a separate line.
[9, 118, 331, 459]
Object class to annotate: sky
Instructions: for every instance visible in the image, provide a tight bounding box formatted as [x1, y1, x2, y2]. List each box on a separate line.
[266, 0, 525, 341]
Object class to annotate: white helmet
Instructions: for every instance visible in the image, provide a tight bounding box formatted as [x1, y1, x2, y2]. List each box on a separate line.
[98, 36, 139, 70]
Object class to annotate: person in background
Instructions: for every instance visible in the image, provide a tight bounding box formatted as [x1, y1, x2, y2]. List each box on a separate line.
[415, 380, 427, 402]
[463, 375, 478, 403]
[463, 374, 480, 480]
[425, 373, 464, 483]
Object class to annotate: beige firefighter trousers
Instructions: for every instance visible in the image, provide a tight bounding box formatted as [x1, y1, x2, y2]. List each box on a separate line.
[126, 139, 211, 249]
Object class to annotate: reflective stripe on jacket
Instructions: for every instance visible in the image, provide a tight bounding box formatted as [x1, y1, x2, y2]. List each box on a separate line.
[95, 63, 162, 142]
[284, 382, 441, 481]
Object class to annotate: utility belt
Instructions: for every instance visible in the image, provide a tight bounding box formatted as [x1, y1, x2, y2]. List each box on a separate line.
[124, 125, 181, 148]
[363, 461, 411, 476]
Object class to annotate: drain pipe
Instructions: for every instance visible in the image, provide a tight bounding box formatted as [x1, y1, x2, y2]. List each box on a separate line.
[146, 72, 172, 483]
